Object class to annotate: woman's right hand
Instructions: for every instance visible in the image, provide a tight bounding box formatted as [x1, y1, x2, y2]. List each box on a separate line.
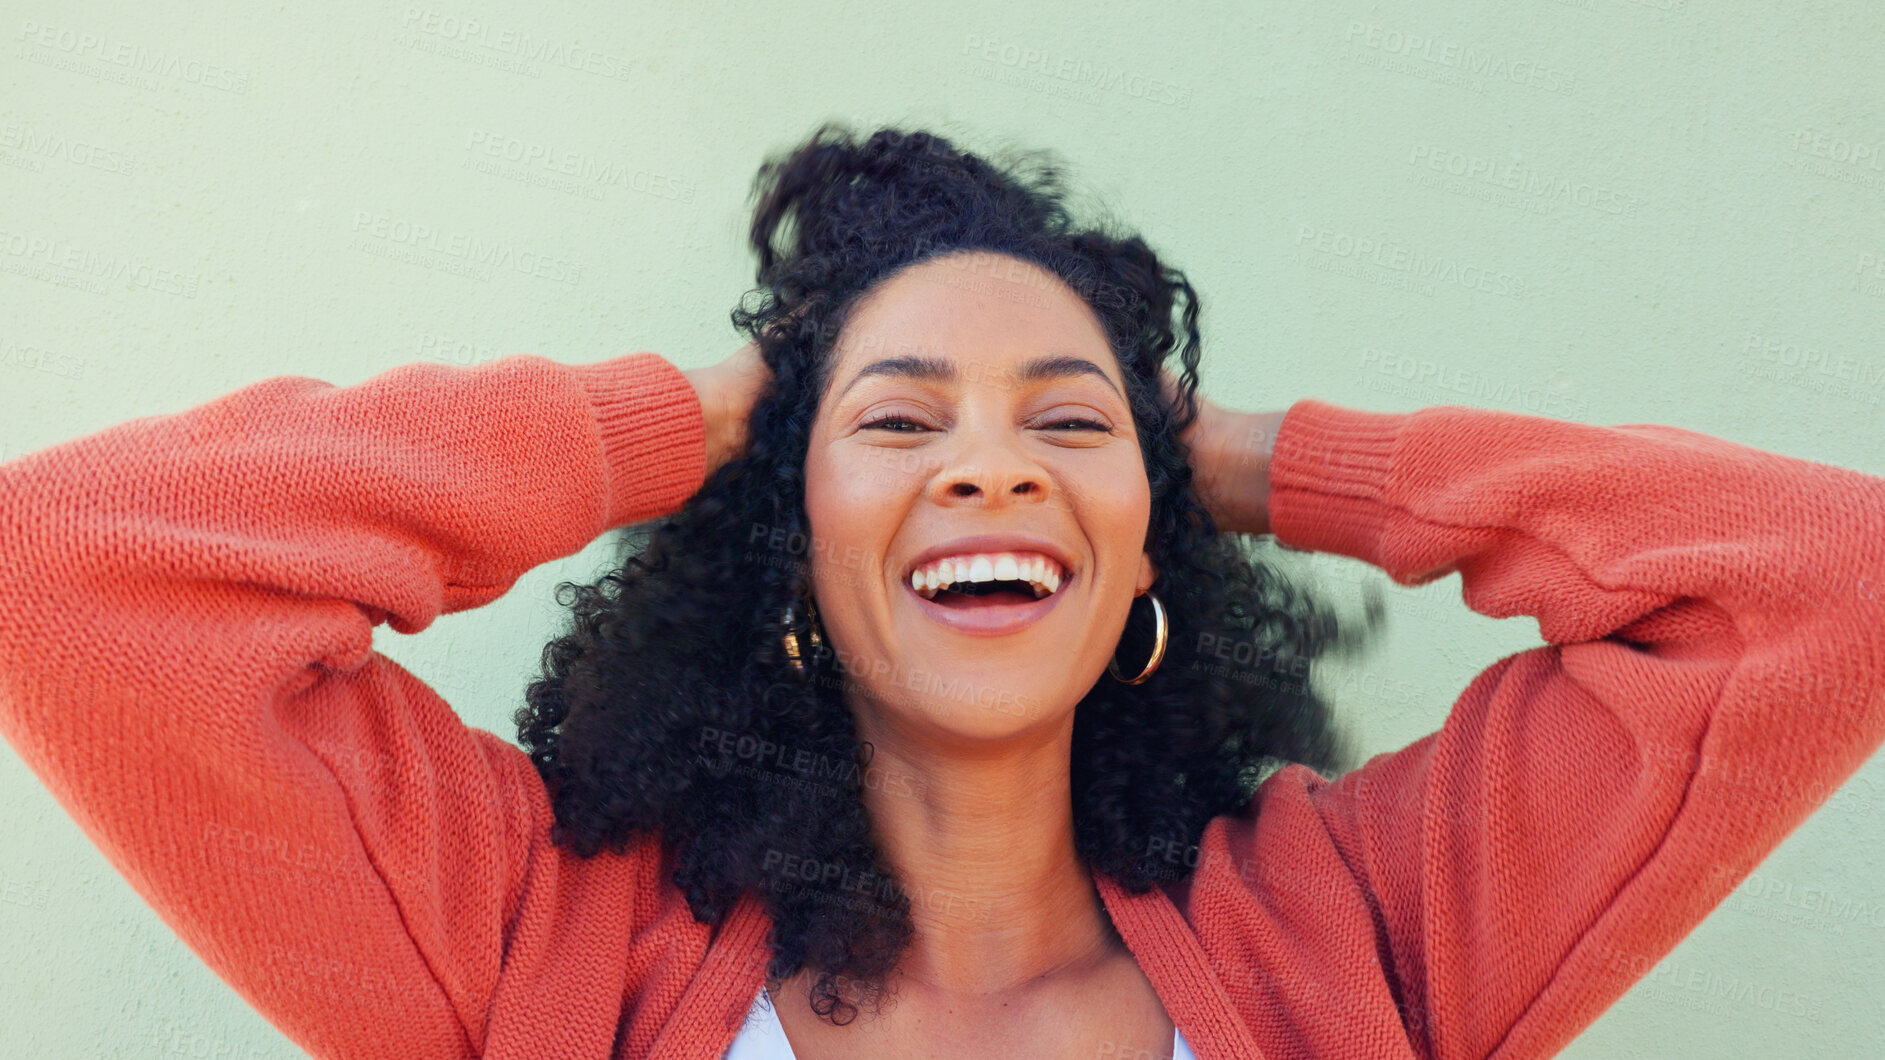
[683, 339, 771, 477]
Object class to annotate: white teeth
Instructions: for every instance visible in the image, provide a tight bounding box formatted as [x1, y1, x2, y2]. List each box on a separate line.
[907, 551, 1070, 600]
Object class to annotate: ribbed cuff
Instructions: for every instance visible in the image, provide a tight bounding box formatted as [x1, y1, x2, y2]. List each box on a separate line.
[569, 352, 706, 528]
[1267, 398, 1416, 572]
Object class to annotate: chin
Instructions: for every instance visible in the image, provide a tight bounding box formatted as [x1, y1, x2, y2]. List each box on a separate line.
[852, 664, 1071, 739]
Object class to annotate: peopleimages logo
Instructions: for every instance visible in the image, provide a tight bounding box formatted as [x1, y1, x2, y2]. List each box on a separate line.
[1294, 225, 1537, 300]
[464, 129, 695, 203]
[0, 120, 139, 176]
[1408, 144, 1643, 216]
[960, 34, 1194, 107]
[348, 211, 583, 285]
[1787, 129, 1885, 171]
[14, 19, 251, 93]
[0, 228, 201, 297]
[1344, 20, 1575, 94]
[1, 337, 88, 380]
[1358, 347, 1592, 420]
[396, 9, 636, 81]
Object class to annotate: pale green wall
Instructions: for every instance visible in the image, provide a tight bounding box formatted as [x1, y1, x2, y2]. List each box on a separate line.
[3, 0, 1881, 1055]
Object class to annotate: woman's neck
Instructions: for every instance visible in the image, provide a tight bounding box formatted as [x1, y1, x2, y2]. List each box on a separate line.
[852, 707, 1122, 997]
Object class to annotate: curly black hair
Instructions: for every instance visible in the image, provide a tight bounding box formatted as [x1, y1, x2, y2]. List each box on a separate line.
[514, 122, 1383, 1026]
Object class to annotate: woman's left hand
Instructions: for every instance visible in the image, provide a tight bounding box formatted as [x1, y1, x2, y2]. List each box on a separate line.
[1163, 373, 1288, 537]
[683, 339, 771, 478]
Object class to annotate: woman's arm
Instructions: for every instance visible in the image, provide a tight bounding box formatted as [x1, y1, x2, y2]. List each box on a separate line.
[0, 352, 706, 1057]
[1193, 398, 1884, 1058]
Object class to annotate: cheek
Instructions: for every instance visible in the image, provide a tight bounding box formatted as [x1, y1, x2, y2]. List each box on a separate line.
[802, 450, 915, 600]
[807, 442, 936, 511]
[1065, 461, 1153, 558]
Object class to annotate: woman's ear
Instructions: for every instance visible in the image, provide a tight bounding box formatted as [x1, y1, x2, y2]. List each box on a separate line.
[1136, 552, 1158, 596]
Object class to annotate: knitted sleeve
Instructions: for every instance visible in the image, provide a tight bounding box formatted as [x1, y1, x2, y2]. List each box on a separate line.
[0, 352, 705, 1057]
[1266, 400, 1885, 1058]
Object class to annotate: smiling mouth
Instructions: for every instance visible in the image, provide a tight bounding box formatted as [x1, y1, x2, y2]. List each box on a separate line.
[902, 550, 1071, 636]
[907, 551, 1066, 606]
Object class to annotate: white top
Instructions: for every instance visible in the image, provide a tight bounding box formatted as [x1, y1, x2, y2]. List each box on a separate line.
[724, 987, 1199, 1059]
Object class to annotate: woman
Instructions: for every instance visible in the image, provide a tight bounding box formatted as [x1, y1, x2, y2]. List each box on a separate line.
[0, 124, 1879, 1060]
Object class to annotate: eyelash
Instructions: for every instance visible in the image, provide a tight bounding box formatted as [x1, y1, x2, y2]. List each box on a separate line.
[861, 415, 1112, 433]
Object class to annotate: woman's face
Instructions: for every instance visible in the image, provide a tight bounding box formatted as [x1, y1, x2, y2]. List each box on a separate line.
[802, 250, 1156, 743]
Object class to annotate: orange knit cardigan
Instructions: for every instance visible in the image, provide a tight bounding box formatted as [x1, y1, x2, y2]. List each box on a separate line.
[1, 352, 1880, 1059]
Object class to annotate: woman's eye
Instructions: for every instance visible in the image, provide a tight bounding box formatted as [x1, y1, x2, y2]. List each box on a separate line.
[861, 415, 930, 432]
[1040, 417, 1112, 432]
[861, 414, 1110, 433]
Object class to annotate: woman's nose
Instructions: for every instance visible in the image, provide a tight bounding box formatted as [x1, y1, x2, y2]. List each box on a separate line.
[940, 473, 1044, 502]
[927, 437, 1051, 508]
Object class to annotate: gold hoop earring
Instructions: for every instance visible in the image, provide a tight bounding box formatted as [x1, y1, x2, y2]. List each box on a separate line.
[1107, 590, 1167, 685]
[782, 596, 824, 676]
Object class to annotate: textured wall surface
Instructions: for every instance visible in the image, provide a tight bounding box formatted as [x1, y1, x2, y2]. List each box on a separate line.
[3, 1, 1882, 1056]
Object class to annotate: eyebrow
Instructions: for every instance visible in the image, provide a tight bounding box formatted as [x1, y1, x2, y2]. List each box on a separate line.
[837, 353, 1123, 400]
